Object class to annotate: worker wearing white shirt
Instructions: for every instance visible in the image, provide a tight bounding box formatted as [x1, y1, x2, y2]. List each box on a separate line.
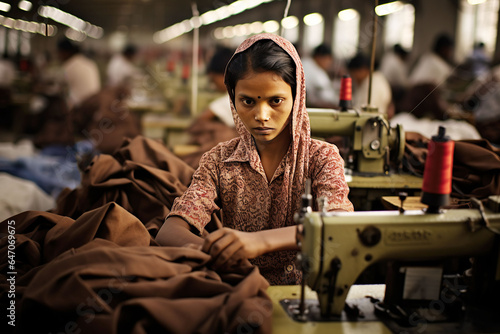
[0, 55, 16, 88]
[401, 33, 455, 119]
[193, 46, 234, 127]
[302, 44, 340, 108]
[57, 38, 101, 108]
[380, 44, 410, 89]
[348, 53, 392, 116]
[106, 44, 140, 87]
[409, 34, 454, 87]
[380, 44, 410, 112]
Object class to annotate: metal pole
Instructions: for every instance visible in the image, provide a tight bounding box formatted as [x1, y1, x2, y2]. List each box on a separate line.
[367, 0, 379, 107]
[191, 3, 199, 117]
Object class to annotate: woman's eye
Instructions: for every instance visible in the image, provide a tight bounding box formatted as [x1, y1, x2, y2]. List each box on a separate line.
[271, 98, 283, 105]
[241, 98, 254, 106]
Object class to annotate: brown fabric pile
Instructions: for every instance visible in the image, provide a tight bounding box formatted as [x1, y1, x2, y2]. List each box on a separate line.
[22, 94, 76, 149]
[1, 204, 271, 334]
[452, 139, 500, 199]
[0, 136, 272, 334]
[53, 136, 195, 237]
[72, 86, 142, 155]
[403, 132, 500, 205]
[179, 119, 238, 170]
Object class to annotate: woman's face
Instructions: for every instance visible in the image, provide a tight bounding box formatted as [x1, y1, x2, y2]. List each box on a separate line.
[234, 70, 293, 146]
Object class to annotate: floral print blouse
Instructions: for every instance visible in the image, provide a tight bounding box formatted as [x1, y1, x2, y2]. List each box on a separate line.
[168, 33, 353, 285]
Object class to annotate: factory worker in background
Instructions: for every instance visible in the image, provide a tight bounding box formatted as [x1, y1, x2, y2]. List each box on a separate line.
[57, 38, 101, 108]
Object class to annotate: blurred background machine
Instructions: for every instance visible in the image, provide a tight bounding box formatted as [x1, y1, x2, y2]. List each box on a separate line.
[308, 103, 421, 210]
[308, 106, 404, 175]
[306, 53, 421, 209]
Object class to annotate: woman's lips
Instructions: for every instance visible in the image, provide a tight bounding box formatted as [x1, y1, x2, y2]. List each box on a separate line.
[253, 127, 273, 134]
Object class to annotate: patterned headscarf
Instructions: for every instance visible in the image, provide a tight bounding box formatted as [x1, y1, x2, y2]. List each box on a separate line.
[224, 33, 311, 222]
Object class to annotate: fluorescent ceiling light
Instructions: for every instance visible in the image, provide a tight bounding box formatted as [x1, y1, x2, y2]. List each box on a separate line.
[467, 0, 487, 4]
[0, 14, 57, 36]
[281, 16, 298, 29]
[303, 13, 323, 26]
[213, 20, 278, 40]
[338, 9, 359, 21]
[375, 1, 404, 16]
[233, 24, 248, 36]
[0, 2, 11, 12]
[249, 21, 263, 34]
[263, 20, 279, 33]
[18, 1, 32, 11]
[155, 0, 274, 43]
[38, 6, 103, 39]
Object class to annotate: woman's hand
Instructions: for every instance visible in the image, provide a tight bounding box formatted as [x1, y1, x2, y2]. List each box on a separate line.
[202, 228, 265, 270]
[202, 226, 300, 271]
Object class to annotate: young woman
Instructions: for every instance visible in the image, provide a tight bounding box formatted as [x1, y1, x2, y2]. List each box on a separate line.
[155, 33, 353, 285]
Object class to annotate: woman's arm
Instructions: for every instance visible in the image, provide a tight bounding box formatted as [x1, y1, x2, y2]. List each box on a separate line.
[202, 225, 299, 269]
[311, 140, 354, 212]
[155, 216, 203, 247]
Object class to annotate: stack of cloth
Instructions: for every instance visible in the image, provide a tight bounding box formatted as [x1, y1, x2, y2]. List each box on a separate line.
[0, 136, 272, 334]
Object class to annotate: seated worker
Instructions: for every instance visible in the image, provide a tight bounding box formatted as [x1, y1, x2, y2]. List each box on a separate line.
[402, 33, 455, 120]
[347, 53, 393, 117]
[180, 46, 238, 169]
[155, 33, 353, 285]
[194, 46, 235, 127]
[301, 43, 341, 108]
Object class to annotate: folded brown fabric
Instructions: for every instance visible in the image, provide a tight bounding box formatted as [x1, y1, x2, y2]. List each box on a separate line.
[1, 203, 272, 334]
[403, 135, 500, 205]
[53, 135, 195, 236]
[451, 139, 500, 199]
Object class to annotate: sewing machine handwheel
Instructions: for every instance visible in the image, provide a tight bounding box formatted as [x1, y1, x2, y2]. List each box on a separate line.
[357, 225, 382, 247]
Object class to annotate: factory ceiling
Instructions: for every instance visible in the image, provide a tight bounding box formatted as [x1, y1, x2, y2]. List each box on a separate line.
[5, 0, 248, 38]
[3, 0, 403, 45]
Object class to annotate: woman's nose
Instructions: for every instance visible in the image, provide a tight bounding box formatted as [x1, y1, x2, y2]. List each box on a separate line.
[254, 104, 271, 122]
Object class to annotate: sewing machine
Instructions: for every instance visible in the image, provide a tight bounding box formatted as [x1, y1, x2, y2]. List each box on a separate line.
[272, 195, 500, 333]
[308, 107, 419, 210]
[308, 107, 405, 175]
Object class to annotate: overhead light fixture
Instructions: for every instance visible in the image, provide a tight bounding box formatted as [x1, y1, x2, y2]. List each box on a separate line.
[38, 6, 103, 39]
[263, 20, 279, 33]
[281, 16, 298, 30]
[467, 0, 487, 4]
[155, 0, 274, 43]
[65, 28, 87, 42]
[303, 13, 323, 26]
[0, 14, 57, 36]
[0, 2, 11, 12]
[338, 9, 359, 21]
[1, 16, 14, 28]
[214, 20, 286, 40]
[233, 24, 249, 36]
[375, 1, 404, 16]
[18, 1, 32, 11]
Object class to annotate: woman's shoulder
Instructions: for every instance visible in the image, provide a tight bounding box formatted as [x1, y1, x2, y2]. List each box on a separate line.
[308, 139, 344, 170]
[202, 137, 243, 162]
[309, 138, 341, 156]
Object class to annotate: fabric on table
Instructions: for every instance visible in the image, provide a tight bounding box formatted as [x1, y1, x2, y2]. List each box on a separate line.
[0, 173, 55, 222]
[0, 140, 93, 198]
[0, 154, 81, 197]
[403, 134, 500, 205]
[451, 139, 500, 199]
